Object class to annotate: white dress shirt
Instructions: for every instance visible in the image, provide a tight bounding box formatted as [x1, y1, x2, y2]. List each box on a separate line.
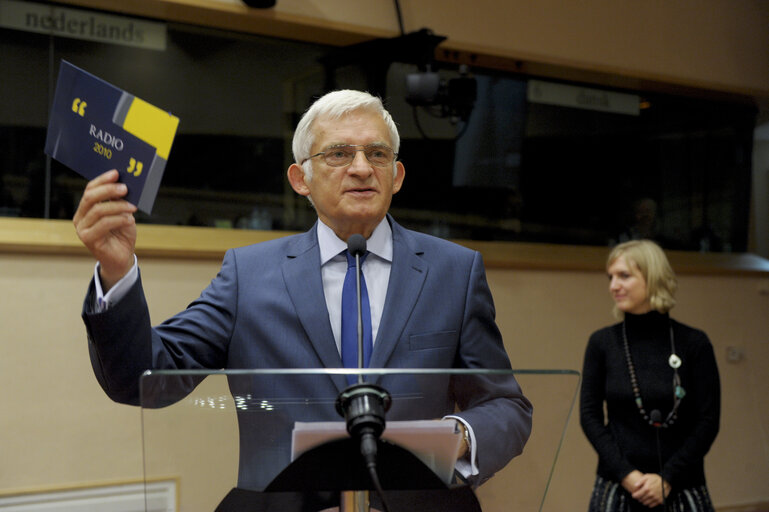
[317, 217, 392, 355]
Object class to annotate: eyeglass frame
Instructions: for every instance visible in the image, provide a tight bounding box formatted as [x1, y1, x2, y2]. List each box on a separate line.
[300, 143, 399, 167]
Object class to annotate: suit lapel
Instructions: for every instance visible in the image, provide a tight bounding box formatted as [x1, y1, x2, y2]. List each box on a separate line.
[281, 225, 348, 392]
[369, 220, 427, 369]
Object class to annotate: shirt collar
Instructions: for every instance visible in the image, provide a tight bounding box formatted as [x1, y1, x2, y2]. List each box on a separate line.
[317, 217, 393, 265]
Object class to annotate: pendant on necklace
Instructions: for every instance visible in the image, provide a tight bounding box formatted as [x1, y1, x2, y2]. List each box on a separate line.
[668, 354, 682, 368]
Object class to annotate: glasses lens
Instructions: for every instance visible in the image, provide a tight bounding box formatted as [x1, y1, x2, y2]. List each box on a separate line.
[364, 145, 394, 166]
[323, 147, 355, 166]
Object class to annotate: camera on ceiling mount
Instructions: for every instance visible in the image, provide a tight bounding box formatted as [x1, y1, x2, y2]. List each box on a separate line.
[405, 64, 477, 124]
[318, 28, 477, 125]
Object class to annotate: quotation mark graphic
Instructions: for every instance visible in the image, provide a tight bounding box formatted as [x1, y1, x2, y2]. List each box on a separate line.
[127, 158, 144, 177]
[71, 98, 87, 116]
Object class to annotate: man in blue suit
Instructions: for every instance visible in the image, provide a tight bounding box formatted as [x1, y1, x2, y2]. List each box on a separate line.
[74, 90, 532, 492]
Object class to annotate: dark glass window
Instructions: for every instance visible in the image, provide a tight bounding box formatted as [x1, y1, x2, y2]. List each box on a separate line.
[0, 7, 756, 252]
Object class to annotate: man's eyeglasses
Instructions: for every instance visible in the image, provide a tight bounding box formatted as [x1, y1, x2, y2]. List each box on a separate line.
[302, 144, 398, 167]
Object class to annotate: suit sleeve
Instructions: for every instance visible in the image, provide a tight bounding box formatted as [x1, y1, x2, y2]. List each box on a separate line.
[83, 250, 238, 406]
[83, 271, 156, 405]
[451, 251, 533, 486]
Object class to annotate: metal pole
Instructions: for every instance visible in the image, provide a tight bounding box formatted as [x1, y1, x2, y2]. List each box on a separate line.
[340, 490, 369, 512]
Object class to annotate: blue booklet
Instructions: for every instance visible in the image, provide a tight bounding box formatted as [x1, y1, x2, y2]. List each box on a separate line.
[45, 60, 179, 214]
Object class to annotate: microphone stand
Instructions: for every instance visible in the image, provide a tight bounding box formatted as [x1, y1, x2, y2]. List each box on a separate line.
[336, 235, 392, 512]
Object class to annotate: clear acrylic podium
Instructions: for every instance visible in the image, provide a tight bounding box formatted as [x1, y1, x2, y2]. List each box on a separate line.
[140, 368, 579, 511]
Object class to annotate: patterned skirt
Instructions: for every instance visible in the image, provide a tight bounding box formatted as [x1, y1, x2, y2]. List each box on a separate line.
[588, 475, 715, 512]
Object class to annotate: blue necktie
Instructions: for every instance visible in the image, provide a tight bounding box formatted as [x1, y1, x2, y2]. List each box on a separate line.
[341, 250, 372, 384]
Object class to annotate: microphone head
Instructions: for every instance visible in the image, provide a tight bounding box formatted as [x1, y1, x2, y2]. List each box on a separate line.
[347, 234, 367, 256]
[650, 409, 662, 426]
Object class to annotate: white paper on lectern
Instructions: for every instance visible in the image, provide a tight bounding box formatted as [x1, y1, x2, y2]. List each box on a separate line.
[291, 419, 463, 485]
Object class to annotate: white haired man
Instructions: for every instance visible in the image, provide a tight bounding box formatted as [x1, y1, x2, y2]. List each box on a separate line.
[74, 90, 532, 492]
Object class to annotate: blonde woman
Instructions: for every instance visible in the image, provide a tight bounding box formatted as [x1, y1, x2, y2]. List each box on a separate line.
[580, 240, 720, 511]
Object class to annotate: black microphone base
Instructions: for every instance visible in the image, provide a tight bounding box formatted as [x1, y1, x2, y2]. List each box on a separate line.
[335, 383, 392, 438]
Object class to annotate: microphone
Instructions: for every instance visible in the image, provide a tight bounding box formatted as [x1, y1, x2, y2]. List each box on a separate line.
[650, 409, 663, 428]
[649, 409, 667, 512]
[347, 233, 367, 255]
[347, 233, 367, 380]
[335, 234, 392, 511]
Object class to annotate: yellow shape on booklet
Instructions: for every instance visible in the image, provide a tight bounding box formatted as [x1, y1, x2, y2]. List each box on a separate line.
[127, 158, 144, 177]
[122, 97, 179, 160]
[72, 98, 87, 116]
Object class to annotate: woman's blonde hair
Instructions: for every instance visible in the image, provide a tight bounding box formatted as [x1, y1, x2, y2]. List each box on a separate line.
[607, 239, 677, 318]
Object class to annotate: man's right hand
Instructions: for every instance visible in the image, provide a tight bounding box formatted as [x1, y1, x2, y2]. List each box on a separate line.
[73, 169, 137, 291]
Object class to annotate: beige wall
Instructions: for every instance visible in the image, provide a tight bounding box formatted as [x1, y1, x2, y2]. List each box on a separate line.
[1, 246, 767, 509]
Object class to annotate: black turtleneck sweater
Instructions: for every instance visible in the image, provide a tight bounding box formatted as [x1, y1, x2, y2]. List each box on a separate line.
[580, 311, 720, 490]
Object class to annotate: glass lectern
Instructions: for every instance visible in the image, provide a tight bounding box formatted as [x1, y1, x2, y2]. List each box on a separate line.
[140, 369, 578, 511]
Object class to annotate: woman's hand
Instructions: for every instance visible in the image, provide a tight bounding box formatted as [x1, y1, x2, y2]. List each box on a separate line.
[621, 470, 644, 493]
[628, 472, 670, 508]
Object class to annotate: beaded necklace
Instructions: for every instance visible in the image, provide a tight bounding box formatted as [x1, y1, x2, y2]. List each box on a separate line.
[622, 320, 686, 428]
